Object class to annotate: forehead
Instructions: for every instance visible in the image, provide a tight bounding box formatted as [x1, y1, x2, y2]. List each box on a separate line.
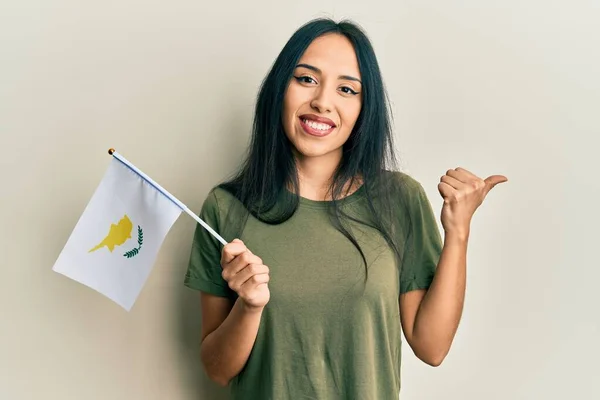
[298, 33, 361, 77]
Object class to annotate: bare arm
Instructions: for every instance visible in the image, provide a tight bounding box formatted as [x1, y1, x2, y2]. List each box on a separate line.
[199, 239, 271, 386]
[200, 293, 265, 386]
[400, 232, 467, 366]
[400, 167, 506, 366]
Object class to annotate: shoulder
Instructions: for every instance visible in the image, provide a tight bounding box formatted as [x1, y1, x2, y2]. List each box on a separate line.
[197, 186, 240, 227]
[376, 170, 437, 224]
[201, 185, 240, 212]
[385, 170, 421, 187]
[198, 184, 249, 242]
[379, 170, 428, 199]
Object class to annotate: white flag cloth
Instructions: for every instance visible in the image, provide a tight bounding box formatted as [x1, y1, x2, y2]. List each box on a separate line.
[52, 155, 182, 311]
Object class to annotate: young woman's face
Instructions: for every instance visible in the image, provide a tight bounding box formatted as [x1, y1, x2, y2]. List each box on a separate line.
[282, 33, 362, 160]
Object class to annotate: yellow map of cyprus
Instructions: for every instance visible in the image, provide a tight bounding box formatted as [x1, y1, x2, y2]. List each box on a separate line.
[89, 215, 133, 253]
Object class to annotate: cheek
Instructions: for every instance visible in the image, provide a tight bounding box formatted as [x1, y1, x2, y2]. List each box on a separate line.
[283, 85, 303, 126]
[282, 90, 292, 128]
[340, 102, 362, 132]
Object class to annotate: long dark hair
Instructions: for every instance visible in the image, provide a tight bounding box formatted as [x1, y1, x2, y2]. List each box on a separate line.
[218, 18, 404, 275]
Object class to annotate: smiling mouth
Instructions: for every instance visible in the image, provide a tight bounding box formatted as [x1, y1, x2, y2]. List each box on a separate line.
[299, 117, 336, 137]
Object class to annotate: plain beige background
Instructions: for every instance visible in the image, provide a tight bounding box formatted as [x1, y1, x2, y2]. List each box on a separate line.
[1, 1, 598, 399]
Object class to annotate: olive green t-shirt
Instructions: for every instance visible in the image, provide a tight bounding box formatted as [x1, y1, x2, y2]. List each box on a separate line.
[184, 172, 443, 399]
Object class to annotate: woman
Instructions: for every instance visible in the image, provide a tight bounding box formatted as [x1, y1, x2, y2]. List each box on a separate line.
[184, 17, 506, 399]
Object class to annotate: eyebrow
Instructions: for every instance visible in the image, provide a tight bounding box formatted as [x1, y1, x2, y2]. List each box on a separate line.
[295, 63, 362, 84]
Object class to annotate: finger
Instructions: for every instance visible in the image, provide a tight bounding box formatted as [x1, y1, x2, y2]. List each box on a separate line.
[454, 167, 479, 179]
[232, 238, 253, 254]
[484, 175, 508, 193]
[234, 264, 270, 287]
[223, 251, 263, 278]
[440, 174, 466, 190]
[437, 182, 456, 202]
[221, 241, 248, 264]
[240, 272, 270, 289]
[231, 251, 263, 271]
[446, 169, 471, 183]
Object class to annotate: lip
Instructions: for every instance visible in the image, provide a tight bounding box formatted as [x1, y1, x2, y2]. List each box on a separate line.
[299, 114, 337, 137]
[300, 114, 337, 127]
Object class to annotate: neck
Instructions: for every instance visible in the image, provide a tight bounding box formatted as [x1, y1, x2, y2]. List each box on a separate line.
[294, 150, 340, 201]
[292, 149, 360, 201]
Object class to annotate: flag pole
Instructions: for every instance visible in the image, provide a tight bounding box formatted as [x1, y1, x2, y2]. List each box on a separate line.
[107, 148, 228, 246]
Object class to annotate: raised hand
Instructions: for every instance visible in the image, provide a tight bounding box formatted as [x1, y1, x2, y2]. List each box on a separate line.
[221, 239, 270, 311]
[438, 167, 508, 238]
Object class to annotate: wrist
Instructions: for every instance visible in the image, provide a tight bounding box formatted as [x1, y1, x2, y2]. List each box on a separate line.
[238, 299, 265, 315]
[444, 228, 470, 245]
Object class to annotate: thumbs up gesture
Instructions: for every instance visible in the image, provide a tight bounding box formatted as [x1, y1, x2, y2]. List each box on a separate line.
[438, 167, 508, 239]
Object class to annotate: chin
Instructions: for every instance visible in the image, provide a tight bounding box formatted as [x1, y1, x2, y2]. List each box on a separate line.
[291, 141, 337, 159]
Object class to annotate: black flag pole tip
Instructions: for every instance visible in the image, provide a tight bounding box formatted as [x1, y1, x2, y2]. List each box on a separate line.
[108, 148, 115, 155]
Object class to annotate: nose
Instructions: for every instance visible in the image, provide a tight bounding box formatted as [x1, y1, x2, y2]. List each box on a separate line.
[310, 87, 333, 114]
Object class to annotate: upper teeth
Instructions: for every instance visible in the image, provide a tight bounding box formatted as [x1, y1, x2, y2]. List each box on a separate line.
[303, 119, 332, 131]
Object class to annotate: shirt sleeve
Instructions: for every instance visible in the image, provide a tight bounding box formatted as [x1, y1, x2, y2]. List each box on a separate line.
[184, 189, 236, 298]
[398, 176, 443, 294]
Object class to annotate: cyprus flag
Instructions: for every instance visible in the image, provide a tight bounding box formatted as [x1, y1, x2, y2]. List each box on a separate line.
[52, 151, 183, 311]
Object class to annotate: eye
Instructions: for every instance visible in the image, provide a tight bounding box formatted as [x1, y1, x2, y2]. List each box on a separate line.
[294, 75, 317, 85]
[340, 86, 359, 96]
